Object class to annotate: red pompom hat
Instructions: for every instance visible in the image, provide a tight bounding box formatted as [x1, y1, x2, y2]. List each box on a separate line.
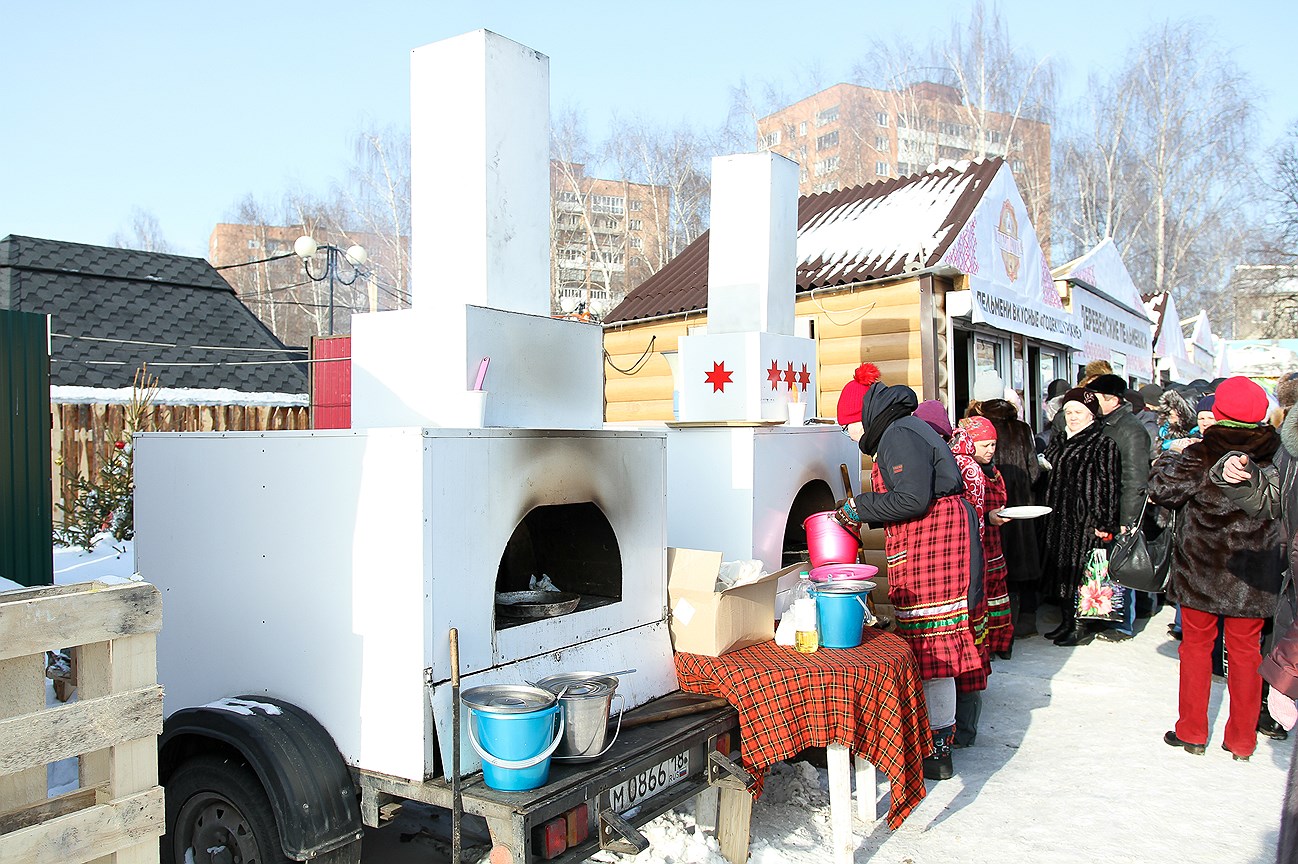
[1212, 375, 1268, 424]
[836, 363, 881, 425]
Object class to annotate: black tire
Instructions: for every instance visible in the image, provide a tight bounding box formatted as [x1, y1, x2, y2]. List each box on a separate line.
[163, 753, 289, 864]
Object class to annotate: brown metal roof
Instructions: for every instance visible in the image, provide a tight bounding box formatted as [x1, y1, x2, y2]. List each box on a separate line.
[605, 157, 1003, 325]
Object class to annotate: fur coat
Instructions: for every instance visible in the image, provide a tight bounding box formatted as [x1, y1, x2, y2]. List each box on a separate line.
[1039, 421, 1121, 602]
[979, 399, 1043, 588]
[1148, 423, 1284, 619]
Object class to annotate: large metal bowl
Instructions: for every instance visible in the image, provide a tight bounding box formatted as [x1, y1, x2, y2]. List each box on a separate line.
[495, 590, 581, 619]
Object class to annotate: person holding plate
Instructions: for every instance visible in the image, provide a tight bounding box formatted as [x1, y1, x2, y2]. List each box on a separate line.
[1038, 388, 1121, 647]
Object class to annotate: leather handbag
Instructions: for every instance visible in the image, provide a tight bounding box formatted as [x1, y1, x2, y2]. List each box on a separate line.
[1108, 500, 1166, 593]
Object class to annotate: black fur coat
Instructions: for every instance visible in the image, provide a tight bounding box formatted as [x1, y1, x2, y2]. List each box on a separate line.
[1039, 421, 1121, 602]
[1148, 423, 1284, 618]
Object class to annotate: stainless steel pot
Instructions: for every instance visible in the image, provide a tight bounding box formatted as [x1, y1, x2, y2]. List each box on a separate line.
[533, 672, 624, 762]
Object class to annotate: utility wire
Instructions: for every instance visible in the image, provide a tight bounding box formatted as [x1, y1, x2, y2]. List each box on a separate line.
[215, 252, 296, 270]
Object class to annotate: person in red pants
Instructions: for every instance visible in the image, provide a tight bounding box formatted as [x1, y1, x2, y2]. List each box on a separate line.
[1148, 375, 1284, 760]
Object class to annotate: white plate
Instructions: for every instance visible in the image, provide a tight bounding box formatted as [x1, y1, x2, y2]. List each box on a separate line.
[997, 505, 1052, 520]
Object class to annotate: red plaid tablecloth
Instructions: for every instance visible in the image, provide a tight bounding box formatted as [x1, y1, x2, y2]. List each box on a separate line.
[674, 629, 930, 829]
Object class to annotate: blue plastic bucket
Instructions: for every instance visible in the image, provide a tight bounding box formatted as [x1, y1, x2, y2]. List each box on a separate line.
[814, 583, 871, 649]
[464, 686, 565, 791]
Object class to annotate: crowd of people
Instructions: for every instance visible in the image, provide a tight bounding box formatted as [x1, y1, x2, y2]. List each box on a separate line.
[830, 361, 1298, 816]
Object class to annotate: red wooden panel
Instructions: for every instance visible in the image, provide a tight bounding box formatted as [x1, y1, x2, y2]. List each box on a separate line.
[310, 336, 352, 429]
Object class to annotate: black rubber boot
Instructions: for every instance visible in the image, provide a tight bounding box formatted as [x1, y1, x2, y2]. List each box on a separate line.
[953, 691, 981, 748]
[923, 726, 955, 780]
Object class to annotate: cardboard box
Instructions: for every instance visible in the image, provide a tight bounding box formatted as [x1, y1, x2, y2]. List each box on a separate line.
[667, 548, 800, 657]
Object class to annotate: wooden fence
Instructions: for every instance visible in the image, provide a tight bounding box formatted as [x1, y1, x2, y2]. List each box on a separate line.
[0, 580, 164, 864]
[51, 402, 310, 519]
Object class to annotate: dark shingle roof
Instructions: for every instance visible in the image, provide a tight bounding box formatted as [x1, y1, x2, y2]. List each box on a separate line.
[605, 158, 1002, 325]
[0, 235, 307, 392]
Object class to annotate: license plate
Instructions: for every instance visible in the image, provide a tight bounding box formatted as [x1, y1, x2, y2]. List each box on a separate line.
[607, 751, 690, 813]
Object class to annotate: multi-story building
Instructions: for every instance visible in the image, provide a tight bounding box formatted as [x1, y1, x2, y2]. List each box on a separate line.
[550, 162, 671, 319]
[1229, 264, 1298, 339]
[758, 80, 1051, 249]
[209, 223, 408, 346]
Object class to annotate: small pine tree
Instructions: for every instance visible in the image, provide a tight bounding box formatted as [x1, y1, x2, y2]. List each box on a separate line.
[54, 366, 159, 551]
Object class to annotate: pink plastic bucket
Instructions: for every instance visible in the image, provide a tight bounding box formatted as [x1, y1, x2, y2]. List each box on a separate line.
[802, 511, 860, 567]
[809, 563, 878, 583]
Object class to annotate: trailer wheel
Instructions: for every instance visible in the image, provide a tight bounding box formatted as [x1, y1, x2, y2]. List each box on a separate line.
[164, 753, 288, 864]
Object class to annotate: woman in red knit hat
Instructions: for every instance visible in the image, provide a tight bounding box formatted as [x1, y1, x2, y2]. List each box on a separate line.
[1150, 375, 1284, 760]
[833, 363, 984, 780]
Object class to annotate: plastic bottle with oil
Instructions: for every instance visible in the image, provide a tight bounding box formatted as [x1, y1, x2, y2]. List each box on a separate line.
[793, 573, 819, 654]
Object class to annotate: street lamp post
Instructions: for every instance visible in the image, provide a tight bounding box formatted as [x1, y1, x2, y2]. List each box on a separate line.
[293, 235, 369, 335]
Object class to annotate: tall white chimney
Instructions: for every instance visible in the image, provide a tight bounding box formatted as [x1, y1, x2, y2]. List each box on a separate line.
[706, 154, 798, 336]
[349, 30, 603, 430]
[676, 152, 815, 423]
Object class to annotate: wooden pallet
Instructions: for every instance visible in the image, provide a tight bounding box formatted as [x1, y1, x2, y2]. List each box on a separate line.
[0, 580, 164, 864]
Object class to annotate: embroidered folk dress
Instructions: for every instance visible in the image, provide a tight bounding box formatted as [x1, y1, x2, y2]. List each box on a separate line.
[950, 429, 1012, 655]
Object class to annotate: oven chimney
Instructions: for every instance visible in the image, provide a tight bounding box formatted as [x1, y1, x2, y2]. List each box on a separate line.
[707, 154, 798, 337]
[676, 153, 816, 423]
[348, 30, 603, 430]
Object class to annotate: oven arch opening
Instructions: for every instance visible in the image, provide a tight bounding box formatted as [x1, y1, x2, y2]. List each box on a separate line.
[495, 502, 623, 629]
[781, 478, 838, 567]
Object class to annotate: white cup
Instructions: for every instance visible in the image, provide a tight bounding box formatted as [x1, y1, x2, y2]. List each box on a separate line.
[786, 401, 807, 426]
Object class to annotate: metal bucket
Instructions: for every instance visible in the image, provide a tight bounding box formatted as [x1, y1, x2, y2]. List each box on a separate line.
[461, 684, 565, 791]
[534, 672, 624, 763]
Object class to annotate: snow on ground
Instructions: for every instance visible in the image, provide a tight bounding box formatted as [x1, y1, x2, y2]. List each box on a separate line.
[9, 545, 1289, 862]
[367, 604, 1292, 864]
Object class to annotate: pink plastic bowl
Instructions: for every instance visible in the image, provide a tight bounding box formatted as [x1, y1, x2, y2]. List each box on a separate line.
[802, 511, 861, 567]
[809, 563, 879, 583]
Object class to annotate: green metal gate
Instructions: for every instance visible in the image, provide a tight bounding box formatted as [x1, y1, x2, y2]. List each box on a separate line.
[0, 309, 53, 587]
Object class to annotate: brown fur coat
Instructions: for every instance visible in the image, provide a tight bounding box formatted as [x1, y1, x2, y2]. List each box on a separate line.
[1148, 423, 1284, 618]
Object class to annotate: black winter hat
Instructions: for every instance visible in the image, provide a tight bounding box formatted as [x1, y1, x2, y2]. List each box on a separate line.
[1085, 374, 1127, 398]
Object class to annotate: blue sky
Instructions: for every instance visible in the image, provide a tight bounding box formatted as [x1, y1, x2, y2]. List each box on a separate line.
[1, 0, 1293, 257]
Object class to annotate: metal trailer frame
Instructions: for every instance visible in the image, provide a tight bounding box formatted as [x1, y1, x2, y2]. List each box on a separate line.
[356, 705, 750, 864]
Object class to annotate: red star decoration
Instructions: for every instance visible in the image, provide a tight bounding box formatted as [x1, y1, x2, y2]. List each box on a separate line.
[705, 361, 734, 393]
[767, 360, 782, 391]
[799, 363, 811, 390]
[784, 361, 797, 392]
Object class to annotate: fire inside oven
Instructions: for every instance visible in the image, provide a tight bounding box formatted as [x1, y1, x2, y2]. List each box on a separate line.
[495, 502, 623, 629]
[781, 479, 837, 567]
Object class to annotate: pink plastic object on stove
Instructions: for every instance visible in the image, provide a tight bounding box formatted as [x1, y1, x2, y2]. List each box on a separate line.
[802, 511, 860, 567]
[808, 563, 879, 583]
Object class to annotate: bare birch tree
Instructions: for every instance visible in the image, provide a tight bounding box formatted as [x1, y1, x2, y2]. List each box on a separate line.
[604, 116, 711, 269]
[109, 207, 173, 252]
[1055, 20, 1258, 326]
[850, 0, 1056, 242]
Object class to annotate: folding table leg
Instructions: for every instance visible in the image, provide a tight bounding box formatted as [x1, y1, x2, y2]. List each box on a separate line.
[826, 743, 854, 864]
[853, 754, 879, 822]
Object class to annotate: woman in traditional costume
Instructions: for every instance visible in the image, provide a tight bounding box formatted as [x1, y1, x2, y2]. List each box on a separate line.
[833, 363, 984, 780]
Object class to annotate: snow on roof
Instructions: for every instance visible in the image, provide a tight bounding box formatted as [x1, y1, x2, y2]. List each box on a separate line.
[1053, 237, 1150, 319]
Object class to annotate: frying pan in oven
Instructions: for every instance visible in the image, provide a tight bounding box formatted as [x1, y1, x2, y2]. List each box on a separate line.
[494, 590, 581, 619]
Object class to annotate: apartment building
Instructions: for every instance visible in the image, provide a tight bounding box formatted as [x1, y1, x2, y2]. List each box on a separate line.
[759, 80, 1051, 247]
[550, 162, 671, 318]
[1229, 264, 1298, 339]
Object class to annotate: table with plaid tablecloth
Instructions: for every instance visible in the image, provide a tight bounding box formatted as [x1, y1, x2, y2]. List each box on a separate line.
[674, 628, 930, 829]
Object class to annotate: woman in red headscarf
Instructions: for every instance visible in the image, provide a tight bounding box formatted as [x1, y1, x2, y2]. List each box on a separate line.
[948, 417, 1010, 746]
